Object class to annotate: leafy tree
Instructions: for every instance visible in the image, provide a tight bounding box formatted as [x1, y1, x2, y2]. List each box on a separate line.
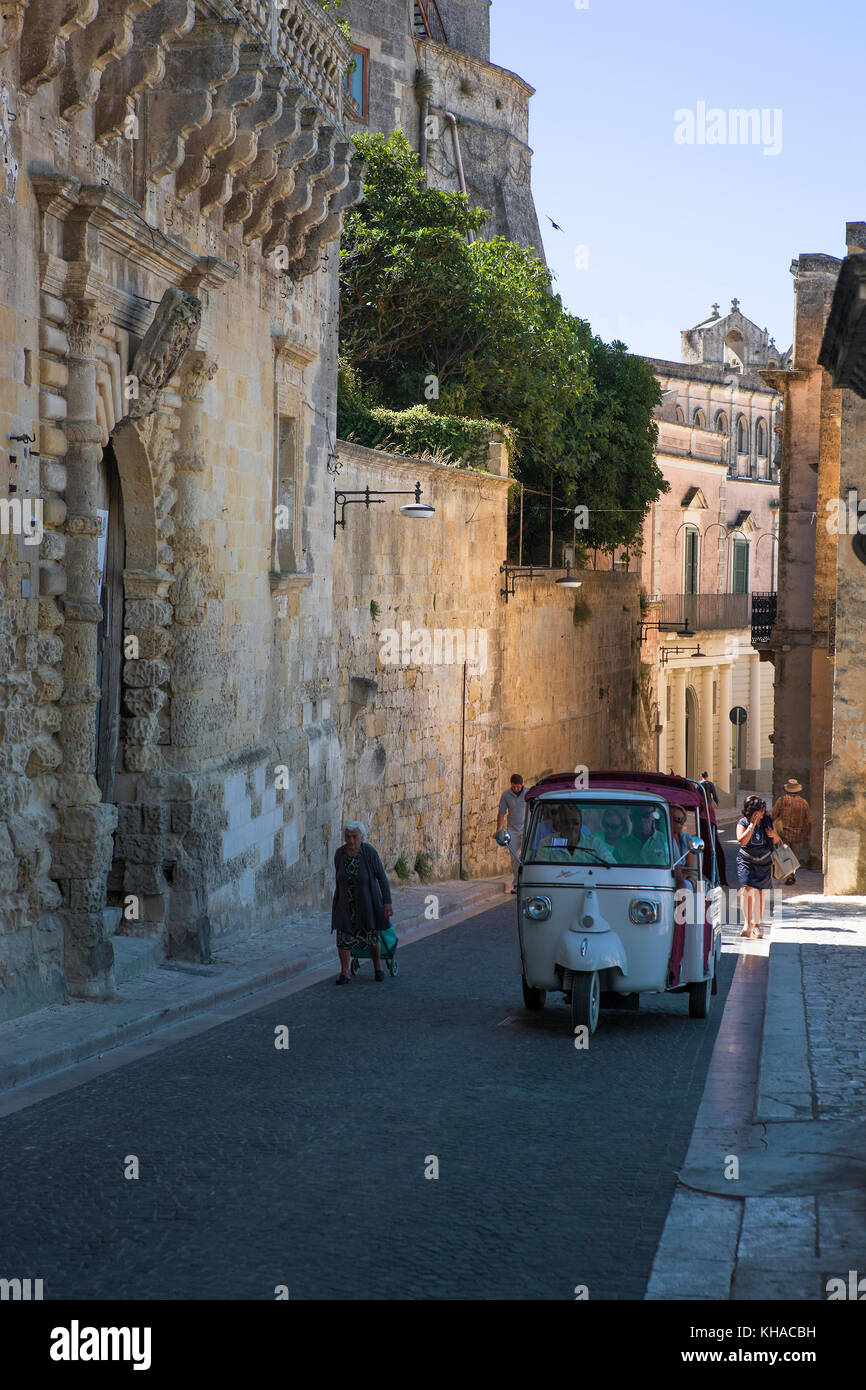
[339, 132, 665, 559]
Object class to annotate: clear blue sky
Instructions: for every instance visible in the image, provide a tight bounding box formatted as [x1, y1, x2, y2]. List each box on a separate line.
[489, 0, 864, 360]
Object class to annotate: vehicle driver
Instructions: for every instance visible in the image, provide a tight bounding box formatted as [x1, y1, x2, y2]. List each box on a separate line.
[536, 803, 615, 864]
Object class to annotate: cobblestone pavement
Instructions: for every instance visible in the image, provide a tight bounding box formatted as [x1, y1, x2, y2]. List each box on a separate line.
[0, 876, 508, 1092]
[0, 901, 734, 1301]
[647, 833, 866, 1301]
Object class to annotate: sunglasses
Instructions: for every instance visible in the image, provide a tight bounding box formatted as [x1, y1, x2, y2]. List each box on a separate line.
[672, 816, 686, 825]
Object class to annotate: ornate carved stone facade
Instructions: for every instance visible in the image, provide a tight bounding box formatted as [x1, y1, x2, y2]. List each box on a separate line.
[0, 0, 363, 1019]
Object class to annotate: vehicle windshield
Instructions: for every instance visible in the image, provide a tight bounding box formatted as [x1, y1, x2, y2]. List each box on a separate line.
[523, 799, 673, 868]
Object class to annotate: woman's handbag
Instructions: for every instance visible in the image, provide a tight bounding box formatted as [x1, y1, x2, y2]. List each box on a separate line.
[772, 842, 799, 879]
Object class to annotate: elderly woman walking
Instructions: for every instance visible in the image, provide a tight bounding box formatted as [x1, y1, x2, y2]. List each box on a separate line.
[735, 795, 782, 939]
[331, 821, 393, 985]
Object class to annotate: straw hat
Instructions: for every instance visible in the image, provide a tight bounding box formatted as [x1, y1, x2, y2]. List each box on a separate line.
[784, 778, 803, 794]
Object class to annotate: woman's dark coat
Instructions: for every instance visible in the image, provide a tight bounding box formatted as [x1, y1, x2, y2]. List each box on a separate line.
[331, 842, 392, 937]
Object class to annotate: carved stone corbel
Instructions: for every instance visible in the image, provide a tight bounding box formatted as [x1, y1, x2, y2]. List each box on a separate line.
[283, 138, 350, 266]
[174, 44, 265, 203]
[242, 105, 320, 246]
[126, 288, 202, 420]
[0, 0, 28, 56]
[143, 19, 243, 181]
[19, 0, 98, 94]
[199, 64, 286, 216]
[93, 0, 196, 145]
[223, 87, 304, 227]
[262, 124, 338, 260]
[58, 0, 157, 120]
[288, 155, 364, 282]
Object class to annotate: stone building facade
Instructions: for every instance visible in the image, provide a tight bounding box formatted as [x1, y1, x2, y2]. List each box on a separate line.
[818, 241, 866, 894]
[759, 249, 844, 872]
[582, 307, 783, 799]
[762, 222, 866, 890]
[0, 0, 363, 1020]
[338, 0, 545, 256]
[641, 418, 776, 802]
[333, 439, 643, 881]
[647, 301, 787, 482]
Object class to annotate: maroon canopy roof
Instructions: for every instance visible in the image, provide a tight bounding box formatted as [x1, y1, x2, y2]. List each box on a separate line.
[524, 769, 718, 821]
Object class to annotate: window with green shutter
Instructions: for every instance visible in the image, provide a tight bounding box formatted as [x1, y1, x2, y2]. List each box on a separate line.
[684, 526, 699, 595]
[732, 538, 749, 594]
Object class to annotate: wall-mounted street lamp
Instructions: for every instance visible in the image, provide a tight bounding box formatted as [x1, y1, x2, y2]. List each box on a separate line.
[638, 618, 695, 644]
[659, 643, 704, 667]
[499, 563, 582, 602]
[333, 481, 434, 538]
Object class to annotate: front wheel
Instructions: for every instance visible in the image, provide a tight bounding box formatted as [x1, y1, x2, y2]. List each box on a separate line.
[571, 970, 600, 1035]
[522, 977, 546, 1010]
[689, 973, 712, 1018]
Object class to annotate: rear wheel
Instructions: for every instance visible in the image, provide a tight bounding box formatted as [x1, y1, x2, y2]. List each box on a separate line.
[571, 970, 600, 1035]
[689, 973, 712, 1018]
[522, 977, 546, 1010]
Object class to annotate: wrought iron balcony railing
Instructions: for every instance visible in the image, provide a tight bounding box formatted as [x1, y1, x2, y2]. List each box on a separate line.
[650, 593, 751, 631]
[414, 1, 448, 44]
[751, 591, 778, 647]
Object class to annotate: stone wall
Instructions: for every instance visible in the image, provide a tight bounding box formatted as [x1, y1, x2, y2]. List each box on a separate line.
[333, 440, 643, 882]
[762, 252, 842, 867]
[0, 0, 362, 1020]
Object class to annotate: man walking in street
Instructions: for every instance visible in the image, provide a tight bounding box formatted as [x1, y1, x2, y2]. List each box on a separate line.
[772, 778, 813, 883]
[700, 770, 719, 806]
[497, 773, 526, 893]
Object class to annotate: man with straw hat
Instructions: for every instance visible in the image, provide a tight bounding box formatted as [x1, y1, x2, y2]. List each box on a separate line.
[772, 778, 813, 883]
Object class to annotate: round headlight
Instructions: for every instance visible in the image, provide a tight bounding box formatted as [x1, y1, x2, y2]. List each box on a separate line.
[581, 914, 593, 928]
[629, 899, 660, 925]
[524, 895, 552, 921]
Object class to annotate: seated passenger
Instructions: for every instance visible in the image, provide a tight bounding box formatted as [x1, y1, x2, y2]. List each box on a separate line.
[671, 804, 699, 885]
[535, 803, 615, 864]
[614, 806, 669, 866]
[600, 808, 629, 854]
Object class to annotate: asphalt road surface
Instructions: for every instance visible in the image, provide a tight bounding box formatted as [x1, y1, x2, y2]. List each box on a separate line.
[0, 898, 735, 1300]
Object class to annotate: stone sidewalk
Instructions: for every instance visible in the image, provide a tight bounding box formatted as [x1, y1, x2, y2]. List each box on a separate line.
[0, 875, 510, 1095]
[646, 880, 866, 1300]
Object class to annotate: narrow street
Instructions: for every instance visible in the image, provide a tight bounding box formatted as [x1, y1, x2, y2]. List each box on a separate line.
[0, 900, 734, 1301]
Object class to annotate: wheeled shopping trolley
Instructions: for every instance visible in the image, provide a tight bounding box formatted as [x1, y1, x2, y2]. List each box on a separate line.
[349, 923, 399, 976]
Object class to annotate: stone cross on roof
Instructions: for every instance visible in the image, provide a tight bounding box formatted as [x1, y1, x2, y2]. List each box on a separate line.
[731, 297, 740, 313]
[711, 303, 720, 317]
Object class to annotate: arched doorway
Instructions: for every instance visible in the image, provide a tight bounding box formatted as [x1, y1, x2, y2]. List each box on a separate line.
[95, 441, 125, 805]
[684, 686, 698, 780]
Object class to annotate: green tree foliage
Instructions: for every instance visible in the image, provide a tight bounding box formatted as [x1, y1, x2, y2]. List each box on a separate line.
[339, 132, 665, 557]
[337, 360, 505, 468]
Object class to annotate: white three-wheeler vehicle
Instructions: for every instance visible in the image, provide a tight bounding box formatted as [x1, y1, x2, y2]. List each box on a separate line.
[494, 771, 726, 1035]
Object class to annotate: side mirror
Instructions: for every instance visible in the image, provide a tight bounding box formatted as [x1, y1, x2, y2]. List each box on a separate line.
[494, 827, 522, 866]
[688, 836, 705, 854]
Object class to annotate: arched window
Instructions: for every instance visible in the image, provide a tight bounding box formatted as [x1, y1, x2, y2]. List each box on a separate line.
[684, 526, 699, 595]
[756, 419, 767, 455]
[693, 409, 706, 428]
[675, 406, 685, 424]
[715, 411, 728, 434]
[736, 416, 749, 454]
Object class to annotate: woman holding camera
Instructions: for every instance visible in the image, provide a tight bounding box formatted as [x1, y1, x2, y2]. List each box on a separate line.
[735, 795, 782, 938]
